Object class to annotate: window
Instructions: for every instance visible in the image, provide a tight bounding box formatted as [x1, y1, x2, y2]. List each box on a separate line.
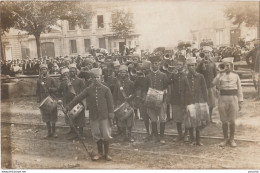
[21, 48, 30, 59]
[128, 41, 131, 48]
[97, 15, 104, 28]
[70, 40, 77, 54]
[99, 38, 106, 49]
[84, 39, 91, 52]
[82, 23, 90, 29]
[68, 21, 76, 30]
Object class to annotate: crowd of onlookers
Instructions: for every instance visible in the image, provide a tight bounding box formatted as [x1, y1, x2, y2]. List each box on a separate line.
[1, 55, 100, 77]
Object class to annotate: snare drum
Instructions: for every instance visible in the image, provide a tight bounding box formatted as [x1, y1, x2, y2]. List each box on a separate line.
[184, 104, 197, 128]
[68, 103, 85, 120]
[114, 102, 133, 120]
[145, 88, 164, 109]
[39, 96, 57, 114]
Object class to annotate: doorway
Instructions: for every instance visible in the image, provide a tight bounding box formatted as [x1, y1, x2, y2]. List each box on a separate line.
[41, 42, 55, 57]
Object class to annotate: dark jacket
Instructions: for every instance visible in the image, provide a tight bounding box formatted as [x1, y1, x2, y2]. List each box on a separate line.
[147, 70, 168, 91]
[196, 60, 217, 88]
[113, 78, 135, 106]
[36, 76, 58, 102]
[187, 72, 208, 104]
[67, 82, 114, 121]
[169, 72, 191, 106]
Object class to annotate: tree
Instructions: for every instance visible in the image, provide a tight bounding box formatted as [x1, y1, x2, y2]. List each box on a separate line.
[110, 9, 134, 45]
[224, 2, 259, 28]
[0, 1, 93, 58]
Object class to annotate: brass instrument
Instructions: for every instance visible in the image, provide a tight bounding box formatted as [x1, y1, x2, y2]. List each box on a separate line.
[167, 65, 177, 74]
[199, 52, 205, 59]
[130, 68, 137, 77]
[216, 62, 226, 72]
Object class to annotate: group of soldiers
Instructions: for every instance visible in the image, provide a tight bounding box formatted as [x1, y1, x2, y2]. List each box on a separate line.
[36, 44, 243, 161]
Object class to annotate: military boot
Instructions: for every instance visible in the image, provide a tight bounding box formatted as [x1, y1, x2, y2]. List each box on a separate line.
[92, 140, 103, 161]
[174, 123, 183, 142]
[183, 128, 189, 142]
[51, 123, 58, 138]
[160, 122, 166, 144]
[189, 128, 194, 144]
[152, 122, 160, 143]
[229, 123, 237, 147]
[196, 128, 203, 146]
[219, 123, 229, 147]
[103, 141, 112, 161]
[44, 122, 52, 138]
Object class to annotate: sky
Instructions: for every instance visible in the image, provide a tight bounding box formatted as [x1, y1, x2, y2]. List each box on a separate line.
[127, 1, 229, 50]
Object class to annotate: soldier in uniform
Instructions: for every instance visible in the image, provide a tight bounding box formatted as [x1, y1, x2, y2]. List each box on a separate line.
[134, 61, 151, 140]
[147, 55, 168, 144]
[59, 64, 86, 139]
[113, 65, 135, 142]
[169, 56, 191, 142]
[65, 68, 114, 161]
[196, 46, 217, 123]
[186, 57, 208, 146]
[212, 58, 243, 147]
[36, 64, 58, 138]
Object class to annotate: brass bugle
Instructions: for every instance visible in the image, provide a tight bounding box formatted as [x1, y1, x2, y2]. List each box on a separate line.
[217, 62, 226, 72]
[199, 52, 205, 59]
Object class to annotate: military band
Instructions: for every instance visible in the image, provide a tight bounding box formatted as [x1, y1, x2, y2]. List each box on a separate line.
[35, 45, 243, 161]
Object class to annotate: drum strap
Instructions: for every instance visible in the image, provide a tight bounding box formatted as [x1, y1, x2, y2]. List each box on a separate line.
[117, 80, 127, 99]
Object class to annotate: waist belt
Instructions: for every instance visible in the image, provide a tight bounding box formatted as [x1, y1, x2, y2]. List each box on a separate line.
[220, 89, 238, 96]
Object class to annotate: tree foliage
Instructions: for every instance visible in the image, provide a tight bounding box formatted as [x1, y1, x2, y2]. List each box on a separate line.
[110, 9, 134, 41]
[224, 2, 259, 27]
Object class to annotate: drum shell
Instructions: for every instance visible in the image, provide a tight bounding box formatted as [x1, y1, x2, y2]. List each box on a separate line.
[68, 103, 85, 120]
[115, 102, 133, 121]
[145, 88, 164, 110]
[39, 96, 57, 114]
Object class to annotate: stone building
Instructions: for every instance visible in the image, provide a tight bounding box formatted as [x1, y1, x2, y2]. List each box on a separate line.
[1, 6, 140, 61]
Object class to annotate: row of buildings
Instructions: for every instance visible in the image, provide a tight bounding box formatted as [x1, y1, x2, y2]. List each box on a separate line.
[1, 2, 258, 61]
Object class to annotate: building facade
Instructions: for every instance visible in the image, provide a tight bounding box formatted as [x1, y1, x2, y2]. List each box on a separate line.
[2, 7, 140, 61]
[190, 17, 258, 48]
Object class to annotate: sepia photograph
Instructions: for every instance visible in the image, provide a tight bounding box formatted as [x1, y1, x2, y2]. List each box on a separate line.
[1, 0, 260, 171]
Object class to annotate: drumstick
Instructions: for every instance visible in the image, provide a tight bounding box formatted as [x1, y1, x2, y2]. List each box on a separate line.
[57, 100, 93, 159]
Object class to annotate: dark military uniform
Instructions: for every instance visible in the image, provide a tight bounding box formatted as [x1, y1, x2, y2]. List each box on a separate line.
[186, 72, 208, 145]
[169, 71, 191, 141]
[134, 74, 150, 136]
[197, 60, 217, 120]
[146, 69, 168, 142]
[36, 76, 58, 123]
[36, 74, 58, 138]
[66, 82, 114, 141]
[113, 78, 135, 140]
[59, 76, 85, 128]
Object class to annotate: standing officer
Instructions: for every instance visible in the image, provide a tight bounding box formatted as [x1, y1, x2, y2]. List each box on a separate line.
[59, 64, 86, 139]
[134, 61, 151, 140]
[186, 57, 208, 146]
[169, 56, 191, 142]
[147, 55, 168, 144]
[197, 46, 217, 123]
[113, 65, 135, 142]
[213, 57, 243, 147]
[36, 64, 58, 138]
[65, 68, 114, 161]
